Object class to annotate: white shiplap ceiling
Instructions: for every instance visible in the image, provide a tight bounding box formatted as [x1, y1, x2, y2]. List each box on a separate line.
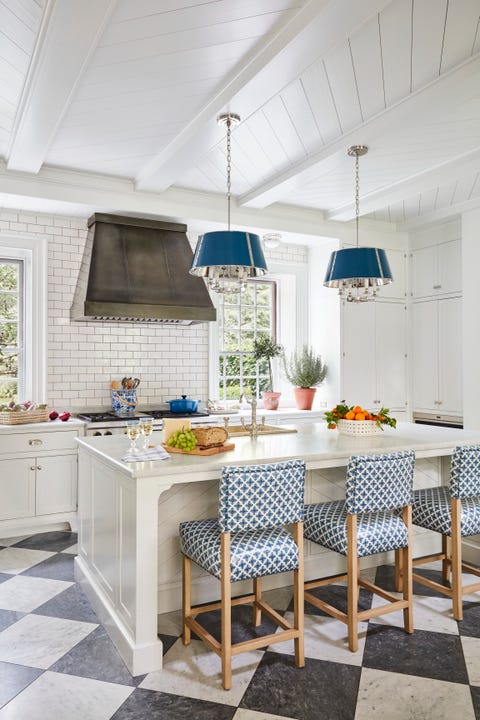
[0, 0, 479, 233]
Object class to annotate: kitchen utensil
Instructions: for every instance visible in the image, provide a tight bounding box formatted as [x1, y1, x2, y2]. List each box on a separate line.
[166, 395, 199, 413]
[132, 378, 140, 389]
[162, 442, 235, 456]
[121, 377, 128, 389]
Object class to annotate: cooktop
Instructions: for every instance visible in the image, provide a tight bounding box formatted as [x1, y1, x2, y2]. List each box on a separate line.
[78, 410, 210, 423]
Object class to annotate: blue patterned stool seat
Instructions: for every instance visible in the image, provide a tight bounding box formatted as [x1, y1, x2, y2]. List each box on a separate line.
[412, 487, 480, 537]
[304, 500, 409, 558]
[180, 517, 299, 583]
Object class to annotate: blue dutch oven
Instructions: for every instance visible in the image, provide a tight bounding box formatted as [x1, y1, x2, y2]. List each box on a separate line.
[166, 395, 199, 413]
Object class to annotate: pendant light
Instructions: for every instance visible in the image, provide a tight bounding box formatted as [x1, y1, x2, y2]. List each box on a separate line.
[324, 145, 392, 302]
[190, 113, 267, 294]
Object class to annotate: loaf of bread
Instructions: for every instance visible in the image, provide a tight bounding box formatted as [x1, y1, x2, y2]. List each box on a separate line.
[192, 425, 228, 448]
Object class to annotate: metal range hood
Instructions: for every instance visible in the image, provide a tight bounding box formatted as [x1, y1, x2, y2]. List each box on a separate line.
[71, 214, 216, 324]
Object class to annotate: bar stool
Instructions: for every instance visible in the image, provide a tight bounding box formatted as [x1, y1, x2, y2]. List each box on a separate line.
[303, 450, 415, 651]
[399, 444, 480, 620]
[179, 459, 306, 690]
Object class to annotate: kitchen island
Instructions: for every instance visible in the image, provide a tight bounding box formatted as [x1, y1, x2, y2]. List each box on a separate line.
[75, 421, 480, 675]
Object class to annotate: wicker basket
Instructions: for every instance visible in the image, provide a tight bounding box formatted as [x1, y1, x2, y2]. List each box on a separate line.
[0, 408, 49, 425]
[337, 419, 382, 436]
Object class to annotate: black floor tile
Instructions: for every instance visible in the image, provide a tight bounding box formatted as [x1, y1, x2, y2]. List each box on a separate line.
[0, 573, 11, 584]
[191, 603, 280, 645]
[21, 553, 75, 582]
[374, 563, 451, 598]
[159, 633, 179, 656]
[471, 686, 480, 720]
[0, 661, 43, 708]
[240, 652, 361, 720]
[50, 625, 144, 687]
[32, 583, 99, 623]
[363, 624, 469, 683]
[458, 601, 480, 638]
[13, 531, 77, 552]
[300, 582, 373, 617]
[111, 688, 236, 720]
[0, 609, 25, 632]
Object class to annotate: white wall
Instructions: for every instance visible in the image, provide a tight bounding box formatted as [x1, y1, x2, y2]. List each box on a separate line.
[0, 208, 310, 411]
[461, 208, 480, 431]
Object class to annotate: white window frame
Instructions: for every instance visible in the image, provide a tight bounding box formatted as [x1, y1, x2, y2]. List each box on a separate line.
[209, 259, 308, 405]
[0, 234, 48, 403]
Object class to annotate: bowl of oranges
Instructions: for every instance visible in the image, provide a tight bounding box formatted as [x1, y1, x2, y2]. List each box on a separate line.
[325, 403, 396, 435]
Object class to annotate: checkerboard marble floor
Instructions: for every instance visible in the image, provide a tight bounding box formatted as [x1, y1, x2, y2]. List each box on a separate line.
[0, 531, 479, 720]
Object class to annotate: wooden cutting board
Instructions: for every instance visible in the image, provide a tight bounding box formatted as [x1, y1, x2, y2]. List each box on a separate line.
[161, 443, 235, 456]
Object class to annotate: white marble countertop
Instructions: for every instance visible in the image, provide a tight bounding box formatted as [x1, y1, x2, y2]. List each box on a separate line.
[76, 421, 480, 480]
[0, 417, 85, 433]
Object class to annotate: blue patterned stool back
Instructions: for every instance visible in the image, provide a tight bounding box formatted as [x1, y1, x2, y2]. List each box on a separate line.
[345, 450, 415, 514]
[218, 459, 306, 532]
[449, 445, 480, 499]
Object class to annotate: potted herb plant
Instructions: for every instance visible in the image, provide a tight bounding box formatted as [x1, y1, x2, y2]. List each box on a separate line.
[282, 345, 327, 410]
[252, 333, 283, 410]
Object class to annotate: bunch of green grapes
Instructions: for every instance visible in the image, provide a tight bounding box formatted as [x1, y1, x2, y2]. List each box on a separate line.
[167, 428, 197, 452]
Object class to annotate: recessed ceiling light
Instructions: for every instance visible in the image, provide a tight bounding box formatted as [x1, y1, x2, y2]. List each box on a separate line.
[263, 233, 282, 249]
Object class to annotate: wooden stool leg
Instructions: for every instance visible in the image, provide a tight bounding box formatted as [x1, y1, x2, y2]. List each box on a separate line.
[451, 499, 463, 621]
[182, 554, 191, 645]
[293, 522, 305, 667]
[221, 533, 232, 690]
[253, 578, 262, 627]
[394, 548, 403, 592]
[402, 506, 413, 634]
[347, 514, 358, 652]
[442, 534, 451, 583]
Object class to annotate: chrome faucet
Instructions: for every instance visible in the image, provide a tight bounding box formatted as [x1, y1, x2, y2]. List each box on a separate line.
[239, 393, 265, 439]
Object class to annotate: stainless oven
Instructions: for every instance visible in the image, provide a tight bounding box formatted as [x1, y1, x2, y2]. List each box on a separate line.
[412, 412, 463, 429]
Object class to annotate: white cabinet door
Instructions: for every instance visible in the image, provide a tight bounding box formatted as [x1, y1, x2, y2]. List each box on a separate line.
[380, 249, 407, 300]
[375, 303, 407, 410]
[438, 239, 462, 296]
[438, 297, 462, 414]
[35, 454, 78, 516]
[342, 302, 375, 408]
[411, 246, 436, 298]
[412, 301, 438, 411]
[0, 459, 35, 520]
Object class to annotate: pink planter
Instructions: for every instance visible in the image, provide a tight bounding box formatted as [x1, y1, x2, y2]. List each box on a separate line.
[262, 391, 281, 410]
[293, 387, 316, 410]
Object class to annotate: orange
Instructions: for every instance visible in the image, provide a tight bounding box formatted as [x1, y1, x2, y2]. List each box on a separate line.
[345, 411, 355, 420]
[355, 412, 366, 421]
[353, 405, 363, 414]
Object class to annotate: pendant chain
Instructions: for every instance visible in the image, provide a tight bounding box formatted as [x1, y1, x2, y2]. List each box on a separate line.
[355, 152, 360, 248]
[226, 116, 232, 232]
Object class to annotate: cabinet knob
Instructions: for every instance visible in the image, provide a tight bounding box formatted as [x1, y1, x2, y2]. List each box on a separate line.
[433, 284, 441, 289]
[28, 439, 43, 446]
[30, 465, 35, 471]
[37, 465, 42, 470]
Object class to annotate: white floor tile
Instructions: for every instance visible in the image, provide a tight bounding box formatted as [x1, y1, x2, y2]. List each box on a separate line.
[461, 635, 480, 686]
[0, 575, 72, 612]
[233, 709, 298, 720]
[369, 591, 459, 635]
[0, 671, 133, 720]
[61, 544, 78, 555]
[0, 547, 54, 574]
[355, 667, 475, 720]
[0, 614, 97, 669]
[140, 637, 262, 706]
[268, 611, 367, 665]
[157, 608, 183, 637]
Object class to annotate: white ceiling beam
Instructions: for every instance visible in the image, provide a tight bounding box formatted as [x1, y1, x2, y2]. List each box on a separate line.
[240, 53, 480, 210]
[7, 0, 116, 173]
[330, 148, 480, 221]
[135, 0, 393, 193]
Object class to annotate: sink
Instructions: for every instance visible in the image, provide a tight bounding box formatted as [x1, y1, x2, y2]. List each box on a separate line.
[226, 424, 298, 437]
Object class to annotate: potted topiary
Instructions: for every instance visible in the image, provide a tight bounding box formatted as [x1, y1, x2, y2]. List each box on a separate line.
[282, 345, 327, 410]
[252, 333, 283, 410]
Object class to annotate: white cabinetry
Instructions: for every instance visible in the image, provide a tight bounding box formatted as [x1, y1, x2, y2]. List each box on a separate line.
[412, 297, 462, 415]
[342, 301, 407, 411]
[0, 424, 82, 535]
[411, 238, 461, 298]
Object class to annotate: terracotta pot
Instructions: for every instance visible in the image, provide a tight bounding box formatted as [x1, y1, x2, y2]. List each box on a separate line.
[262, 391, 281, 410]
[293, 387, 316, 410]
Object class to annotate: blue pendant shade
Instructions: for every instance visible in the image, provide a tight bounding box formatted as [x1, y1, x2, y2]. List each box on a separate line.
[324, 247, 393, 302]
[190, 230, 267, 294]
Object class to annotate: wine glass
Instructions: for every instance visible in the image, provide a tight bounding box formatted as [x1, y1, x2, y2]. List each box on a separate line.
[139, 416, 154, 449]
[126, 419, 140, 452]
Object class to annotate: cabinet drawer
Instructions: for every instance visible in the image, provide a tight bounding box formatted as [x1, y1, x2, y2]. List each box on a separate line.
[0, 430, 79, 455]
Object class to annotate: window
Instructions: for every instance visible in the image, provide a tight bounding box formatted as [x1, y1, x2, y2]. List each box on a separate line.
[0, 259, 24, 402]
[217, 281, 276, 401]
